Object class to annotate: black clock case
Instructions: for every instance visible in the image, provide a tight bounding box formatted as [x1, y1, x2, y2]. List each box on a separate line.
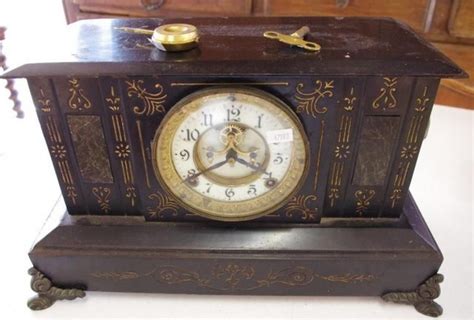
[2, 16, 466, 316]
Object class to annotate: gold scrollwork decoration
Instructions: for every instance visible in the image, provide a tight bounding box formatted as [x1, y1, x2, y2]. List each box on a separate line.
[146, 191, 180, 218]
[295, 80, 334, 118]
[415, 86, 430, 112]
[37, 88, 52, 112]
[285, 195, 318, 221]
[372, 77, 398, 110]
[126, 80, 167, 116]
[354, 189, 375, 215]
[125, 186, 137, 207]
[67, 78, 92, 111]
[91, 264, 376, 292]
[92, 186, 112, 213]
[105, 86, 121, 112]
[343, 87, 356, 111]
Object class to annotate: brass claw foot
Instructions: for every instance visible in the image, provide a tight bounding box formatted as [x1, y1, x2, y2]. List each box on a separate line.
[27, 267, 86, 310]
[382, 274, 444, 317]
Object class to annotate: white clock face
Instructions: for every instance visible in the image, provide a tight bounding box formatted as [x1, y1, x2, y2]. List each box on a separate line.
[153, 87, 308, 221]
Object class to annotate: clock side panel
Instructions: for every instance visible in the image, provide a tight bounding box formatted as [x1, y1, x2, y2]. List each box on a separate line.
[29, 77, 144, 216]
[323, 77, 440, 219]
[28, 78, 87, 214]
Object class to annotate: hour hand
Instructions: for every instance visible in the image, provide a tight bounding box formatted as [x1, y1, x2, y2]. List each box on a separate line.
[235, 157, 270, 176]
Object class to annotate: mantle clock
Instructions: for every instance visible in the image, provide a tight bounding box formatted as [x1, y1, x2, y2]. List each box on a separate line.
[2, 16, 466, 317]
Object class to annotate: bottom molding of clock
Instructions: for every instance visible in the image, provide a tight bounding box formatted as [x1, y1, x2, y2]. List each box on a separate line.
[28, 193, 443, 317]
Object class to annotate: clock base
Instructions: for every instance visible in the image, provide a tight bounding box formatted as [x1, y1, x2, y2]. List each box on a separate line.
[28, 193, 443, 316]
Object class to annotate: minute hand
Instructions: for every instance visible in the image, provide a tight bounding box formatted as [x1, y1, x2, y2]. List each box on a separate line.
[235, 157, 270, 176]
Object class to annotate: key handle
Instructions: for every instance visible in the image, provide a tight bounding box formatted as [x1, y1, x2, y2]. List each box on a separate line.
[263, 26, 321, 52]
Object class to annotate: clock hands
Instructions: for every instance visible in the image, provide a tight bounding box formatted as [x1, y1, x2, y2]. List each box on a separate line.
[234, 157, 271, 177]
[184, 149, 237, 184]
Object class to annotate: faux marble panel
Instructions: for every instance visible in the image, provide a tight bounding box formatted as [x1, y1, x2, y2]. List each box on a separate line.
[352, 116, 400, 186]
[67, 115, 113, 183]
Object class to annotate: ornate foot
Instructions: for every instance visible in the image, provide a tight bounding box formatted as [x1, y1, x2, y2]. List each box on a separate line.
[382, 274, 444, 317]
[27, 267, 86, 310]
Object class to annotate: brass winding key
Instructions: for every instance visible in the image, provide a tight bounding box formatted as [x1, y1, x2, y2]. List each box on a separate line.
[263, 26, 321, 52]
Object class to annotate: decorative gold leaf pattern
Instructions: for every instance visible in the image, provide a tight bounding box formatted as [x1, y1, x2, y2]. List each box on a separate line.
[91, 264, 376, 292]
[146, 191, 180, 217]
[295, 80, 334, 118]
[92, 186, 112, 213]
[372, 77, 398, 110]
[126, 80, 167, 116]
[354, 189, 375, 215]
[67, 78, 92, 111]
[285, 195, 318, 221]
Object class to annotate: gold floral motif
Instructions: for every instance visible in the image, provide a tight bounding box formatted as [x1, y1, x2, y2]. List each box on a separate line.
[146, 191, 180, 218]
[105, 86, 121, 112]
[372, 77, 398, 110]
[67, 78, 92, 111]
[295, 80, 334, 118]
[44, 116, 78, 205]
[388, 86, 431, 209]
[91, 264, 376, 291]
[92, 186, 112, 213]
[401, 145, 418, 159]
[126, 80, 167, 116]
[334, 144, 350, 159]
[50, 144, 67, 159]
[115, 143, 130, 158]
[415, 86, 430, 112]
[285, 195, 318, 221]
[354, 189, 375, 215]
[343, 87, 356, 111]
[37, 88, 52, 112]
[109, 113, 136, 207]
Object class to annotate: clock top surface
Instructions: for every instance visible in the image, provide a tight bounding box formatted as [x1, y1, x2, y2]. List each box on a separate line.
[3, 16, 465, 78]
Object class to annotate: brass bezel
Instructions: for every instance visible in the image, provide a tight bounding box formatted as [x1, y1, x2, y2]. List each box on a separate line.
[152, 87, 310, 222]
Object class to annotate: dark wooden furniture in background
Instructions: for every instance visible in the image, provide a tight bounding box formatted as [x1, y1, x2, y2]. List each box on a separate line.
[62, 0, 473, 109]
[0, 26, 22, 118]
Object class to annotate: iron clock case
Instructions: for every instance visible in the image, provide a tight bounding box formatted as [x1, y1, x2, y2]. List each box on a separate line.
[1, 17, 466, 317]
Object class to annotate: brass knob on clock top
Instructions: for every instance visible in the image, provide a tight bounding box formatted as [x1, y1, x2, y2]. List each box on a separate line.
[151, 23, 199, 52]
[115, 23, 199, 52]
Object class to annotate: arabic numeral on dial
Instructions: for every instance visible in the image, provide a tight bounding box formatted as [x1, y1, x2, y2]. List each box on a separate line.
[187, 169, 196, 177]
[256, 114, 263, 128]
[247, 184, 257, 196]
[205, 183, 212, 193]
[183, 128, 200, 141]
[273, 153, 284, 164]
[178, 149, 190, 161]
[225, 188, 235, 200]
[202, 112, 213, 127]
[226, 105, 240, 122]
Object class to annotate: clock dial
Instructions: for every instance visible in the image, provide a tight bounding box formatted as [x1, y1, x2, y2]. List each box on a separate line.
[153, 87, 308, 221]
